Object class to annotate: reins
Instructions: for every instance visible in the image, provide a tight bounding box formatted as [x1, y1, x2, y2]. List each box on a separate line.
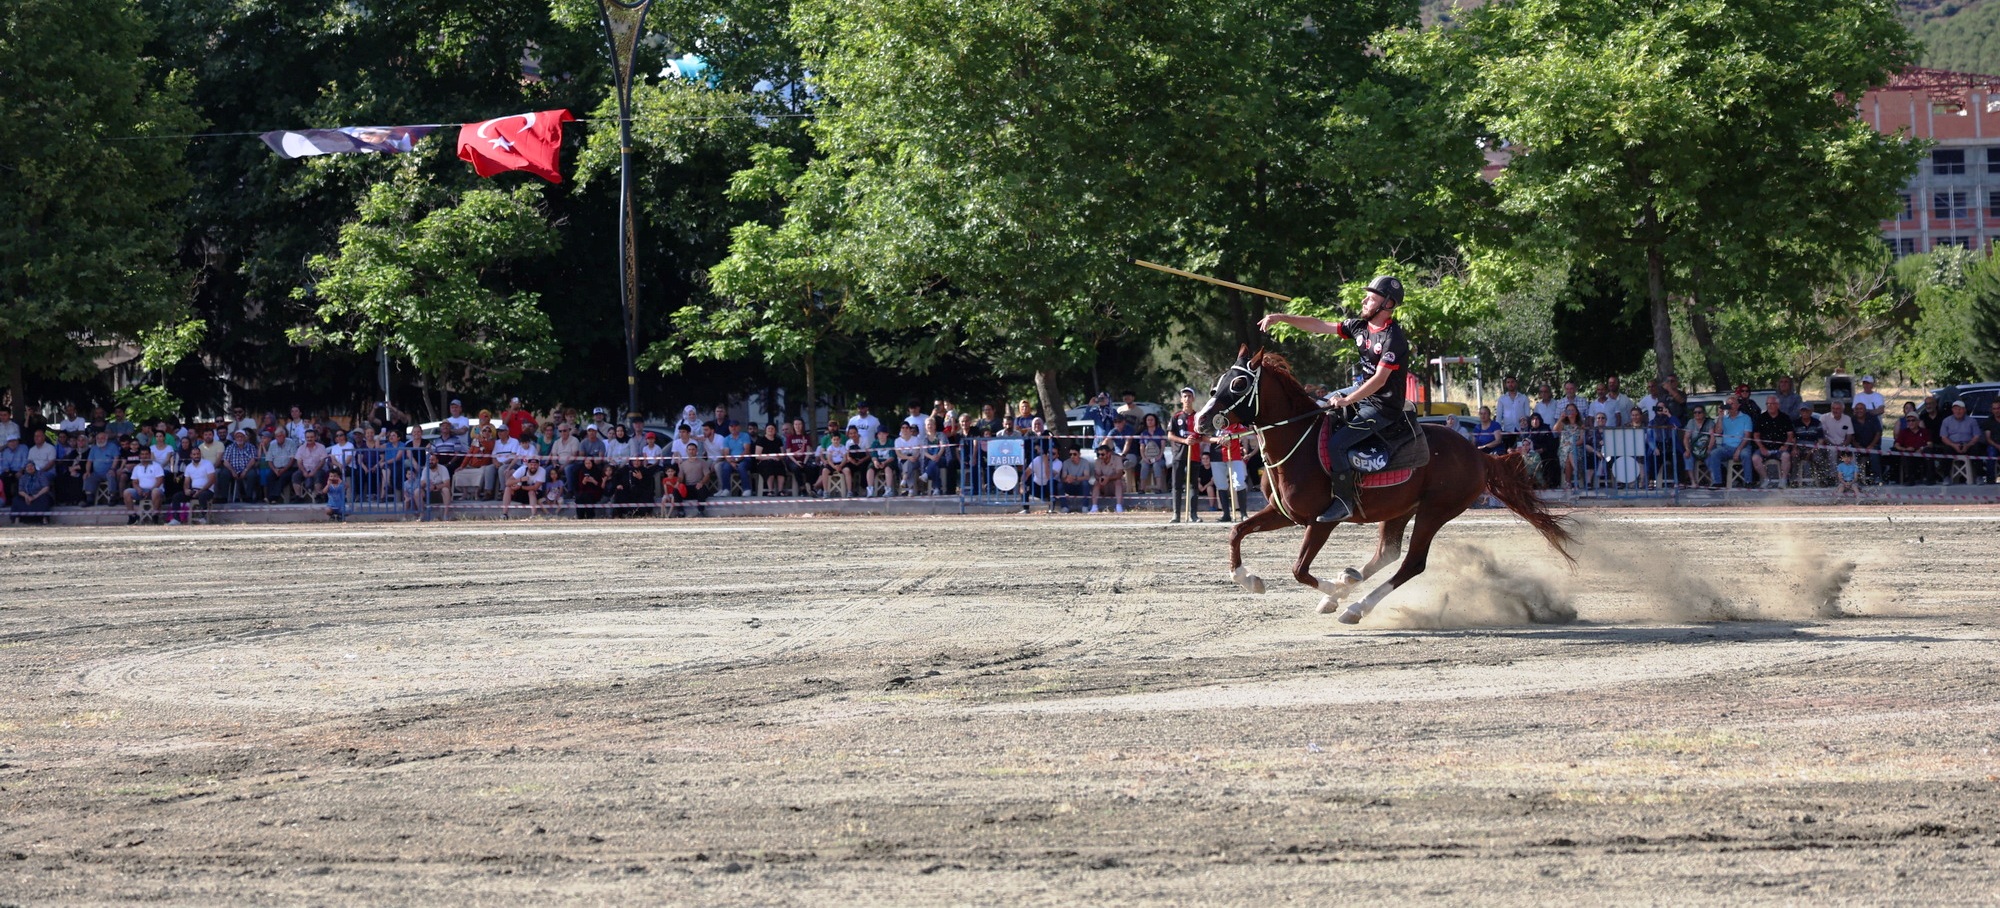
[1212, 362, 1346, 525]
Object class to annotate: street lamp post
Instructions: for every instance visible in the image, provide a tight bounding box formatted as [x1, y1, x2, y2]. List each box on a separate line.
[597, 0, 655, 420]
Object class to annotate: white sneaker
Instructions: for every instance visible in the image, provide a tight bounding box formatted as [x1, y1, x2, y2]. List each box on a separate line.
[1088, 505, 1099, 513]
[1115, 505, 1125, 513]
[166, 518, 181, 526]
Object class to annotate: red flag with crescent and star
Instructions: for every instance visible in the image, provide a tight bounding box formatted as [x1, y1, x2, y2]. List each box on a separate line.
[456, 110, 574, 183]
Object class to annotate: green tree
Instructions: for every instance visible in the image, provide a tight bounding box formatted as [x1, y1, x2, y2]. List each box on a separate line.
[1393, 0, 1922, 387]
[1896, 245, 2000, 384]
[291, 171, 560, 416]
[0, 0, 200, 407]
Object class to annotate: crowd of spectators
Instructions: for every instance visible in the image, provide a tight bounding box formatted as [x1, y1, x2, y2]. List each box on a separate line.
[1, 373, 1992, 524]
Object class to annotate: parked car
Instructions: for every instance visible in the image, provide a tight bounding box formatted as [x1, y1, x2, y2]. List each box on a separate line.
[1928, 381, 2000, 433]
[1064, 401, 1168, 434]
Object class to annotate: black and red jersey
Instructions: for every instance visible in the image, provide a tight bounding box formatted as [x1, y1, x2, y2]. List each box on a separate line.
[1336, 317, 1411, 409]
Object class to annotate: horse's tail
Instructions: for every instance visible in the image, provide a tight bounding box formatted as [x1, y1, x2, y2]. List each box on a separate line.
[1483, 450, 1575, 562]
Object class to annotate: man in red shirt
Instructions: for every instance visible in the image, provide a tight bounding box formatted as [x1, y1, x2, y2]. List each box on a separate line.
[1166, 387, 1205, 523]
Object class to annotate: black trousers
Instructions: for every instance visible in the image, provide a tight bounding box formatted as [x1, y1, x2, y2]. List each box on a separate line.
[1325, 399, 1391, 476]
[1170, 454, 1202, 517]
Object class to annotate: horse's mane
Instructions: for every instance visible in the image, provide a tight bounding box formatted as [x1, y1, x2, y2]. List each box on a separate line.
[1249, 351, 1314, 405]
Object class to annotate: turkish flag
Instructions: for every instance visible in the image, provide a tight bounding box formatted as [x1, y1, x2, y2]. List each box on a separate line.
[456, 109, 574, 183]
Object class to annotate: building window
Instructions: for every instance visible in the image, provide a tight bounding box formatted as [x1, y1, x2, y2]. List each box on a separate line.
[1934, 191, 1969, 219]
[1935, 236, 1972, 250]
[1987, 148, 2000, 173]
[1936, 149, 1967, 174]
[1987, 190, 2000, 217]
[1898, 238, 1918, 257]
[1903, 193, 1915, 219]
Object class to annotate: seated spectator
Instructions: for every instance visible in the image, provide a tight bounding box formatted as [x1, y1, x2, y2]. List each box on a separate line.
[1892, 414, 1931, 485]
[610, 459, 653, 517]
[1138, 414, 1167, 493]
[816, 429, 852, 498]
[752, 423, 788, 495]
[573, 457, 607, 518]
[867, 428, 896, 497]
[1056, 447, 1093, 513]
[1835, 450, 1861, 502]
[1937, 399, 1983, 483]
[405, 451, 450, 518]
[893, 423, 927, 495]
[1026, 445, 1057, 509]
[503, 455, 549, 518]
[923, 416, 952, 495]
[550, 423, 583, 489]
[1751, 396, 1794, 488]
[677, 445, 716, 515]
[1470, 407, 1505, 455]
[12, 460, 52, 525]
[717, 423, 754, 496]
[122, 448, 168, 524]
[0, 435, 28, 490]
[1090, 444, 1126, 513]
[220, 429, 259, 503]
[1792, 405, 1825, 485]
[1647, 402, 1682, 484]
[658, 465, 691, 517]
[1850, 402, 1883, 484]
[82, 430, 121, 506]
[180, 451, 218, 523]
[785, 419, 819, 494]
[1706, 398, 1756, 489]
[604, 425, 634, 467]
[55, 432, 89, 506]
[1983, 400, 2000, 484]
[1681, 406, 1712, 486]
[432, 422, 468, 472]
[324, 470, 349, 521]
[25, 429, 57, 476]
[1524, 413, 1559, 488]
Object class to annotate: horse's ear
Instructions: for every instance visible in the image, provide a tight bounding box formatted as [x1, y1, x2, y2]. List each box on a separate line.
[1249, 347, 1266, 366]
[1235, 344, 1249, 364]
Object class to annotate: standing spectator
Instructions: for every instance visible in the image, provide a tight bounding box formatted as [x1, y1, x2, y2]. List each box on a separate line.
[1209, 418, 1248, 522]
[1532, 384, 1564, 430]
[1851, 375, 1886, 416]
[1090, 444, 1127, 513]
[0, 406, 19, 445]
[13, 460, 52, 524]
[1495, 377, 1531, 441]
[705, 403, 735, 436]
[753, 423, 788, 495]
[1773, 376, 1803, 419]
[974, 404, 1002, 436]
[902, 402, 928, 432]
[1166, 387, 1204, 522]
[1011, 399, 1038, 434]
[845, 402, 881, 443]
[283, 406, 311, 444]
[443, 399, 470, 432]
[1138, 413, 1167, 493]
[104, 406, 136, 440]
[1937, 399, 1983, 483]
[1851, 402, 1884, 484]
[432, 422, 468, 472]
[672, 405, 703, 436]
[1085, 392, 1118, 447]
[501, 397, 532, 439]
[1555, 405, 1584, 490]
[1106, 413, 1138, 492]
[58, 404, 89, 435]
[1892, 413, 1931, 485]
[122, 448, 168, 523]
[1524, 413, 1559, 488]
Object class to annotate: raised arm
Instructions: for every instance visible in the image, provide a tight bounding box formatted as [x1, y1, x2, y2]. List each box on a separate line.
[1256, 313, 1343, 335]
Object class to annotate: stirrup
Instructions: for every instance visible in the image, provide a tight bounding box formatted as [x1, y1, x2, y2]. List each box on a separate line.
[1315, 496, 1352, 524]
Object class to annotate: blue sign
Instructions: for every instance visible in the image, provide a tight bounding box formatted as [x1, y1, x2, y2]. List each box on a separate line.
[986, 438, 1025, 466]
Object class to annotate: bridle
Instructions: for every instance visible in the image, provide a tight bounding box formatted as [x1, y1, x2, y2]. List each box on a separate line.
[1208, 361, 1344, 472]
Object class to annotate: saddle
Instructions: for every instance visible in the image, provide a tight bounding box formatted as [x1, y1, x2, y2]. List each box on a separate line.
[1317, 409, 1429, 485]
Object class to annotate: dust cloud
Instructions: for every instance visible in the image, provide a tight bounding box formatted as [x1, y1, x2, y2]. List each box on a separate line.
[1378, 517, 1861, 628]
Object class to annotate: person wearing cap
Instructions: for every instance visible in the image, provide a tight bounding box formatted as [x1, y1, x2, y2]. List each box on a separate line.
[501, 397, 532, 440]
[444, 399, 470, 432]
[1938, 399, 1983, 483]
[220, 429, 259, 503]
[1086, 392, 1119, 448]
[1165, 386, 1205, 522]
[1852, 375, 1885, 415]
[503, 453, 548, 517]
[1257, 274, 1412, 523]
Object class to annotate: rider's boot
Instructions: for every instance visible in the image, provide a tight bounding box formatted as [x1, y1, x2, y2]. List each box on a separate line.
[1316, 470, 1358, 524]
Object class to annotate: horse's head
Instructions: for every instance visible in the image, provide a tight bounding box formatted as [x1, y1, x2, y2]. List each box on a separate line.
[1194, 346, 1261, 433]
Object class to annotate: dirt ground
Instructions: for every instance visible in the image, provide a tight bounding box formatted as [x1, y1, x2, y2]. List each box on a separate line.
[2, 508, 1998, 905]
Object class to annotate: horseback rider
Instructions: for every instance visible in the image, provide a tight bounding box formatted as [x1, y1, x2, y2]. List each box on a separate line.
[1255, 275, 1411, 523]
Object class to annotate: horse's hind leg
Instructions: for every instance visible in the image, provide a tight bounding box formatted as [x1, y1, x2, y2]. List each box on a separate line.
[1228, 505, 1291, 594]
[1338, 506, 1460, 625]
[1319, 515, 1410, 609]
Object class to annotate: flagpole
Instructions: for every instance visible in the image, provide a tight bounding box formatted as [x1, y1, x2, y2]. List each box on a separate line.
[598, 0, 655, 421]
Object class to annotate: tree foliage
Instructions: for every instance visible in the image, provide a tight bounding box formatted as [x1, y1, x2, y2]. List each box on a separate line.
[0, 0, 201, 405]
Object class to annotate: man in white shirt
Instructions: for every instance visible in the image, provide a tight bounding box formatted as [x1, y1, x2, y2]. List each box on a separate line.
[123, 448, 168, 523]
[58, 404, 90, 434]
[1818, 401, 1854, 450]
[846, 402, 881, 443]
[181, 454, 218, 522]
[893, 423, 927, 495]
[1532, 384, 1564, 429]
[25, 429, 58, 472]
[503, 455, 548, 518]
[669, 426, 700, 460]
[328, 431, 357, 472]
[1495, 377, 1531, 434]
[492, 433, 524, 471]
[444, 399, 470, 432]
[1851, 375, 1885, 415]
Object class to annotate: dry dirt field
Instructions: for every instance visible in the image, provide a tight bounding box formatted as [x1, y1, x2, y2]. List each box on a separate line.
[2, 507, 1998, 905]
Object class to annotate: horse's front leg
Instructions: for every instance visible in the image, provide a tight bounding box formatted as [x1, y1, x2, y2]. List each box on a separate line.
[1227, 505, 1291, 594]
[1313, 515, 1409, 611]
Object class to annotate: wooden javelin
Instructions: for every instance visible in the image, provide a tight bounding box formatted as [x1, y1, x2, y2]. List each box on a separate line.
[1128, 259, 1293, 303]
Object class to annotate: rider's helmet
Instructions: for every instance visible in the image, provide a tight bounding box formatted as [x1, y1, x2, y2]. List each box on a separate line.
[1364, 275, 1404, 307]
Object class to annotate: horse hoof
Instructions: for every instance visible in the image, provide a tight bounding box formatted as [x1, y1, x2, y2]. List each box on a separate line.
[1336, 604, 1364, 625]
[1317, 595, 1340, 614]
[1248, 576, 1266, 594]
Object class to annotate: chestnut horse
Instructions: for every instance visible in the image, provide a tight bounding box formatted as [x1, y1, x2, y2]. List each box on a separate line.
[1193, 349, 1573, 624]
